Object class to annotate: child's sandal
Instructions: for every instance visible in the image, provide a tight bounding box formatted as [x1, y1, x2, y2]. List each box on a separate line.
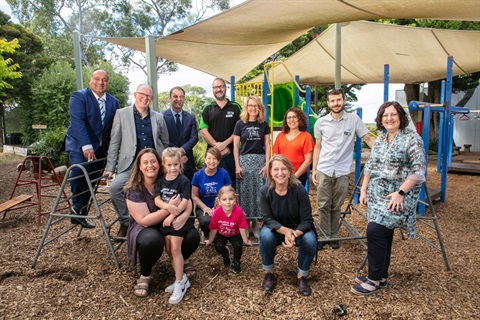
[134, 277, 151, 297]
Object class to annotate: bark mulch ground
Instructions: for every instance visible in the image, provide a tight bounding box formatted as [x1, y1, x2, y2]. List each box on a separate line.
[0, 153, 479, 319]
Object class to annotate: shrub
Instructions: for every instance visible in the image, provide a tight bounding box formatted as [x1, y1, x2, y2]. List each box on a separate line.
[30, 127, 69, 168]
[193, 141, 207, 171]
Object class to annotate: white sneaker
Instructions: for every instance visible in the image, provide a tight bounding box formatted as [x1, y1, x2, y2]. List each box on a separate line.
[164, 282, 175, 293]
[168, 274, 190, 304]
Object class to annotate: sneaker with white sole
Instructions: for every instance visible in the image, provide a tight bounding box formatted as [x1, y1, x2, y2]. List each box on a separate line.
[168, 274, 190, 304]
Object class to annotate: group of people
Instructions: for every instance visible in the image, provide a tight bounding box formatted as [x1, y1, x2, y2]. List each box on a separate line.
[64, 69, 426, 302]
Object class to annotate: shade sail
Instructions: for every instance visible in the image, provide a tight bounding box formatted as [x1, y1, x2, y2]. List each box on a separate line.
[98, 0, 480, 82]
[249, 21, 480, 84]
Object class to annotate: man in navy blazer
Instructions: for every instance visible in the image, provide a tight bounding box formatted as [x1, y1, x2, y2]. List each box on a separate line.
[65, 68, 119, 228]
[162, 86, 198, 181]
[105, 83, 169, 240]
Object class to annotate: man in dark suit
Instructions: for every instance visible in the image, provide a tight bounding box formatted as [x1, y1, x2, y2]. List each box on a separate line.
[105, 83, 169, 239]
[65, 68, 119, 228]
[162, 86, 198, 181]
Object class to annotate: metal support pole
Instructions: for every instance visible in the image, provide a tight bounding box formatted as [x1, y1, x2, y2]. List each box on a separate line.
[230, 76, 235, 102]
[73, 31, 83, 90]
[354, 108, 363, 204]
[335, 23, 342, 88]
[383, 64, 389, 102]
[145, 35, 158, 111]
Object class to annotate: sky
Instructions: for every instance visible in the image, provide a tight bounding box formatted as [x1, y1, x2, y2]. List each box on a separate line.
[1, 0, 404, 123]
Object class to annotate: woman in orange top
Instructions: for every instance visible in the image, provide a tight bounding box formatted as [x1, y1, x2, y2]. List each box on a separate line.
[273, 107, 314, 186]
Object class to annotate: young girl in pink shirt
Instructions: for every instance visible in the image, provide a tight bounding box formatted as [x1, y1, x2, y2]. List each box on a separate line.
[205, 186, 252, 273]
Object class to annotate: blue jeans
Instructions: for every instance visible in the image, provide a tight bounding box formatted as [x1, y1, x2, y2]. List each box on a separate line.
[259, 226, 317, 277]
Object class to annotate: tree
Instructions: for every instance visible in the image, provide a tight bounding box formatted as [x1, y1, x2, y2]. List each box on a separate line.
[0, 11, 55, 140]
[25, 61, 129, 144]
[0, 38, 21, 93]
[7, 0, 233, 78]
[0, 37, 22, 144]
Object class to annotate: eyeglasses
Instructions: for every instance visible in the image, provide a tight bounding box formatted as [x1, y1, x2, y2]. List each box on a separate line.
[213, 85, 226, 90]
[382, 113, 399, 119]
[286, 116, 298, 120]
[136, 92, 153, 100]
[247, 104, 259, 109]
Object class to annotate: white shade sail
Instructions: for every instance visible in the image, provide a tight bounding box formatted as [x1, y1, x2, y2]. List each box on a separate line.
[97, 0, 480, 83]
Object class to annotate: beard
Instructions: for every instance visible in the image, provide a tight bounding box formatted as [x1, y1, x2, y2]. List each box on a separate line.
[214, 91, 226, 100]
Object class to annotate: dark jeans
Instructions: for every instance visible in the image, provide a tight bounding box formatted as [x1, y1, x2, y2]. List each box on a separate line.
[213, 234, 244, 261]
[136, 226, 200, 277]
[219, 153, 236, 188]
[367, 222, 394, 281]
[68, 149, 106, 213]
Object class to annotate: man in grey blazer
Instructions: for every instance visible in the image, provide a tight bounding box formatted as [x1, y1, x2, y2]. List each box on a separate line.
[104, 83, 169, 240]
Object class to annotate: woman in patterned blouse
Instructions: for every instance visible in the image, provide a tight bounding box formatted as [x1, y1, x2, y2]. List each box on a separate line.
[351, 101, 426, 296]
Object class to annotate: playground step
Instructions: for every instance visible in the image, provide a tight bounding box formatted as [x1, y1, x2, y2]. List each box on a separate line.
[0, 194, 33, 213]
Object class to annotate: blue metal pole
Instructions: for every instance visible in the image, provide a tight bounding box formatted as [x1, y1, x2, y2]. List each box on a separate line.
[263, 73, 269, 124]
[437, 81, 445, 173]
[305, 85, 311, 193]
[383, 64, 389, 102]
[230, 76, 235, 102]
[354, 108, 363, 204]
[295, 75, 300, 108]
[441, 56, 454, 202]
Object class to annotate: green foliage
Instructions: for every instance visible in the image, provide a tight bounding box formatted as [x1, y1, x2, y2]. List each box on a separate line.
[0, 38, 21, 94]
[84, 63, 130, 108]
[193, 140, 207, 171]
[29, 61, 76, 135]
[25, 61, 129, 144]
[30, 127, 69, 167]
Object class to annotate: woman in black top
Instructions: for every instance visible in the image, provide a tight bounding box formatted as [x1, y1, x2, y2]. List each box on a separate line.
[259, 155, 317, 296]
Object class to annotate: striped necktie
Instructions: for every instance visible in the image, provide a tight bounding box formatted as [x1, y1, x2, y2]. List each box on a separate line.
[98, 97, 105, 127]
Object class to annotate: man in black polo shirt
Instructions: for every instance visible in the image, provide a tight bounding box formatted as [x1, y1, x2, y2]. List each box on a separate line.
[199, 78, 241, 186]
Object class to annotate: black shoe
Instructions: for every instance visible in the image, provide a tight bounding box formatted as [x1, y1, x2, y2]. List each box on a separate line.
[297, 277, 312, 296]
[262, 272, 275, 292]
[318, 241, 327, 251]
[330, 241, 340, 249]
[70, 207, 95, 229]
[112, 225, 128, 242]
[232, 260, 242, 273]
[222, 247, 231, 268]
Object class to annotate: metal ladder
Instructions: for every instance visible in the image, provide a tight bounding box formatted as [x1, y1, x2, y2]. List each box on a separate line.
[32, 158, 121, 269]
[338, 170, 451, 271]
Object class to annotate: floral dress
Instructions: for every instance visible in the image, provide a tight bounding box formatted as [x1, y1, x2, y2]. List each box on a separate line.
[364, 128, 426, 238]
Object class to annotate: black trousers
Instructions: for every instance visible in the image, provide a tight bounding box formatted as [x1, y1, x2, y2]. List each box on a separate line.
[136, 226, 200, 276]
[367, 222, 394, 281]
[213, 234, 243, 261]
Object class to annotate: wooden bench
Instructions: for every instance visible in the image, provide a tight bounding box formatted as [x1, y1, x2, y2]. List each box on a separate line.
[0, 195, 33, 213]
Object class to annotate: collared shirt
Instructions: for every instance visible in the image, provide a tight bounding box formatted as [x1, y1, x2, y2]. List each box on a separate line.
[170, 108, 182, 125]
[314, 111, 369, 177]
[133, 105, 154, 156]
[81, 91, 106, 152]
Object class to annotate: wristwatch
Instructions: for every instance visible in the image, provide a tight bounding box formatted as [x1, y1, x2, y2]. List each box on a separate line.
[398, 189, 406, 196]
